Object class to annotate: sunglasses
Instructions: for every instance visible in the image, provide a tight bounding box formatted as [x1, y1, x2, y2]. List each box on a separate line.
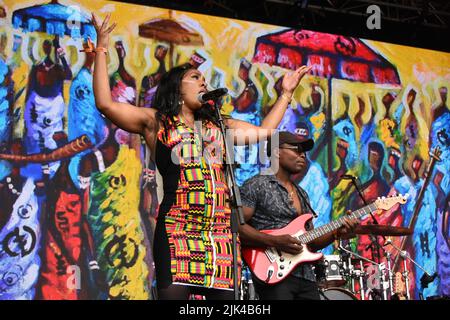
[279, 145, 305, 154]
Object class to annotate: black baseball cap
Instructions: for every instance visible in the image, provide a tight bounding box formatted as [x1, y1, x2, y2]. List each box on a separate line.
[270, 131, 314, 153]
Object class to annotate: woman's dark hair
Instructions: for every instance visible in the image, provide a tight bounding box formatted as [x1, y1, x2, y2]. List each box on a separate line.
[152, 63, 219, 127]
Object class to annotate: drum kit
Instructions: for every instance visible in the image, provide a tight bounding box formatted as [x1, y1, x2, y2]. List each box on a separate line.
[317, 224, 415, 300]
[240, 224, 431, 300]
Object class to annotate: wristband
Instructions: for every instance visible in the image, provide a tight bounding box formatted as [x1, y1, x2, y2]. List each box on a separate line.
[280, 93, 292, 103]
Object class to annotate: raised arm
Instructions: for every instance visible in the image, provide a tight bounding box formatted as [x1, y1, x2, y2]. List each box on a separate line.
[225, 65, 312, 145]
[92, 13, 156, 135]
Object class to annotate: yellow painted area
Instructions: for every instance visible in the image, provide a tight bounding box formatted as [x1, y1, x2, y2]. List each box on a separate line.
[88, 146, 149, 300]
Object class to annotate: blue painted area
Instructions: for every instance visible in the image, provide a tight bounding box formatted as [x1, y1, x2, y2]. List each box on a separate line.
[437, 207, 450, 296]
[68, 67, 106, 188]
[333, 118, 358, 168]
[0, 58, 11, 181]
[431, 112, 450, 193]
[299, 161, 333, 255]
[394, 177, 439, 298]
[232, 109, 261, 186]
[430, 111, 450, 296]
[12, 3, 96, 40]
[0, 179, 43, 300]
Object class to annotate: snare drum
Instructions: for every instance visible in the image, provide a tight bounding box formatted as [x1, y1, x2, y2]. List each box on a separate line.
[320, 287, 358, 300]
[316, 255, 347, 288]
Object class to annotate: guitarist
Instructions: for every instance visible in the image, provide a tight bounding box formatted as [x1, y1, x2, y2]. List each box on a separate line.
[239, 131, 359, 300]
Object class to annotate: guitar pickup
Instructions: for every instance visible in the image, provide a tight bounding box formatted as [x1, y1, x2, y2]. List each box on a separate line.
[265, 247, 276, 263]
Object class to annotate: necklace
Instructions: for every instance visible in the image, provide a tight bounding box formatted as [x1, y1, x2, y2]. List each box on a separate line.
[285, 183, 295, 206]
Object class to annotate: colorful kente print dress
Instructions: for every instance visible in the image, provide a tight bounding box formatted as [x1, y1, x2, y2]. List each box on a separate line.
[87, 146, 151, 300]
[153, 116, 241, 290]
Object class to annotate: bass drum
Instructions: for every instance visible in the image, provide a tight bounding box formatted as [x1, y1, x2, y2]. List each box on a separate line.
[319, 287, 358, 300]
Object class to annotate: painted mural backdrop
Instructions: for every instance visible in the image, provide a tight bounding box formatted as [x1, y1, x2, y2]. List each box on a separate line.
[0, 0, 448, 300]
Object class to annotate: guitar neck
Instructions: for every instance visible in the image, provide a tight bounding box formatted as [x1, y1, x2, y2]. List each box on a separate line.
[297, 202, 378, 244]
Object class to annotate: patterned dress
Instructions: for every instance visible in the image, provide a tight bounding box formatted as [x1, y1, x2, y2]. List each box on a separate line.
[153, 115, 240, 290]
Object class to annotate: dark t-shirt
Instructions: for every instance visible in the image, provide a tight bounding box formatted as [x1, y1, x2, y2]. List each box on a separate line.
[240, 174, 316, 282]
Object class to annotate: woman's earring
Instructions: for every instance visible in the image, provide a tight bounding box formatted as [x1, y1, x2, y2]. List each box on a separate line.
[179, 100, 184, 106]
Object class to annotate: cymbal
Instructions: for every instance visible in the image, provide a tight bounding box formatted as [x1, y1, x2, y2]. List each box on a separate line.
[354, 225, 412, 236]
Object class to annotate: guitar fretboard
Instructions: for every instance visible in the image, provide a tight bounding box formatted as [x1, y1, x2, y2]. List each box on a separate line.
[297, 203, 378, 244]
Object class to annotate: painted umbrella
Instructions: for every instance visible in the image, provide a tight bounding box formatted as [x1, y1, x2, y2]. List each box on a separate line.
[138, 10, 203, 68]
[252, 29, 402, 176]
[12, 0, 95, 40]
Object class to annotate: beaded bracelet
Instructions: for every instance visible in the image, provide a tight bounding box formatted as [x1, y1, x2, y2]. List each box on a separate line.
[79, 46, 108, 55]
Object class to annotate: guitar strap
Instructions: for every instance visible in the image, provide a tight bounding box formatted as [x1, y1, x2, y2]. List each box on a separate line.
[297, 187, 318, 218]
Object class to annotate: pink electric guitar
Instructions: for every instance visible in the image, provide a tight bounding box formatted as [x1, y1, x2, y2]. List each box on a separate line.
[242, 194, 409, 284]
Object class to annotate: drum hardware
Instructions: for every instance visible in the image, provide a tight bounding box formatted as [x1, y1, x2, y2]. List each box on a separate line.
[240, 265, 257, 300]
[402, 259, 411, 300]
[338, 242, 395, 300]
[378, 262, 389, 300]
[384, 238, 437, 300]
[316, 255, 347, 288]
[385, 251, 395, 296]
[348, 259, 366, 300]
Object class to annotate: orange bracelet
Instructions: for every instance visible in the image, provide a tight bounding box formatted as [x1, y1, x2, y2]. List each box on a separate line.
[79, 46, 108, 55]
[94, 47, 108, 54]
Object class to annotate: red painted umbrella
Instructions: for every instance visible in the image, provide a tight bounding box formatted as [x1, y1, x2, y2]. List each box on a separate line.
[252, 29, 402, 175]
[253, 29, 400, 84]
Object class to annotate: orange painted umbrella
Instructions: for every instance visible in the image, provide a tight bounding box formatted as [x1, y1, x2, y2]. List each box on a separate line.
[138, 10, 204, 68]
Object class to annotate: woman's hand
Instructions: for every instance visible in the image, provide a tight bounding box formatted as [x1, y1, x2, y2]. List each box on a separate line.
[281, 65, 312, 97]
[91, 13, 117, 48]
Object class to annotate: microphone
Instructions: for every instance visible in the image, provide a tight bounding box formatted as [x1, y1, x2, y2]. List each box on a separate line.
[198, 88, 228, 104]
[341, 174, 356, 180]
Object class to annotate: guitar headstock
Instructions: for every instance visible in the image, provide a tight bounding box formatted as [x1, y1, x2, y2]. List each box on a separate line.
[375, 194, 409, 211]
[394, 272, 407, 299]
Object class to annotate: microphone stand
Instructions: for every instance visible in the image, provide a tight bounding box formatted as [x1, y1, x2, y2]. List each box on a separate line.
[347, 176, 384, 264]
[212, 101, 245, 300]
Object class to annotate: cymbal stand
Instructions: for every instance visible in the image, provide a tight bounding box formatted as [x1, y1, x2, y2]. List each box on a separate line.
[378, 263, 388, 300]
[385, 240, 434, 300]
[356, 260, 366, 300]
[339, 243, 392, 300]
[385, 251, 395, 297]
